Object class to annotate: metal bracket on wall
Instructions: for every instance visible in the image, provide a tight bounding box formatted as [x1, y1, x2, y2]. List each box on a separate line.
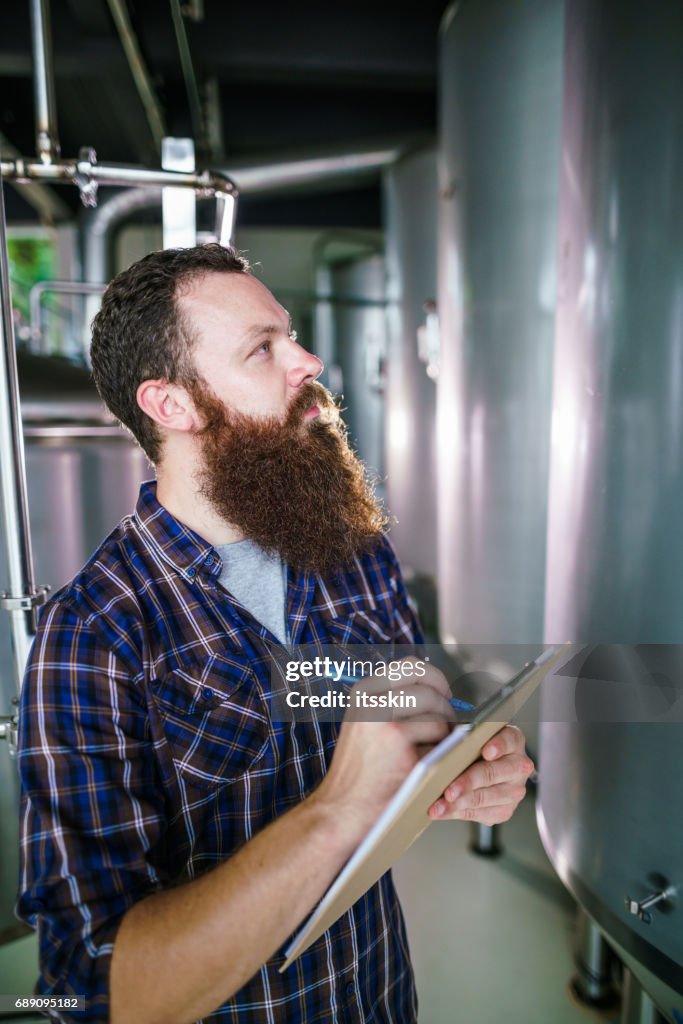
[0, 699, 19, 756]
[0, 586, 50, 612]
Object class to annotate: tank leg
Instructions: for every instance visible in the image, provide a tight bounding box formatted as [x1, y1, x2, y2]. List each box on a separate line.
[569, 908, 619, 1009]
[468, 822, 503, 857]
[621, 970, 668, 1024]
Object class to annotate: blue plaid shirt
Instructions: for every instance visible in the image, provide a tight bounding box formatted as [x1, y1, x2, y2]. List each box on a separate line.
[16, 481, 422, 1023]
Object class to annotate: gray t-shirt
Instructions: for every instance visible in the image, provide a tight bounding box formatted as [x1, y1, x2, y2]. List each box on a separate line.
[215, 539, 288, 644]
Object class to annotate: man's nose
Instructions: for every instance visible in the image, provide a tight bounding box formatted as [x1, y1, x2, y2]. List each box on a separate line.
[286, 342, 324, 388]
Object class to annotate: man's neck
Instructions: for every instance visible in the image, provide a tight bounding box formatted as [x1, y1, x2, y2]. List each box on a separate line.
[155, 462, 245, 547]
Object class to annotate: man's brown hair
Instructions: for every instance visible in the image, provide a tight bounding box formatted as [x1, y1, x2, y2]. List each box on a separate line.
[90, 243, 250, 463]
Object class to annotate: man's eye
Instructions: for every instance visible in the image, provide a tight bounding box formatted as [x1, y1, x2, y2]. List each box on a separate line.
[256, 340, 271, 354]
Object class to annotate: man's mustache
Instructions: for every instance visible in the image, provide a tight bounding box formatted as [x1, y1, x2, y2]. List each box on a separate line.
[284, 381, 339, 428]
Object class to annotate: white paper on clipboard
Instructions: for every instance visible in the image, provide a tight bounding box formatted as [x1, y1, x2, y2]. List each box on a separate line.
[281, 644, 569, 970]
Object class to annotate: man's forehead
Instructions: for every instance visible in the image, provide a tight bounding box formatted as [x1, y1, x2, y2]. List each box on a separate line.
[178, 271, 288, 328]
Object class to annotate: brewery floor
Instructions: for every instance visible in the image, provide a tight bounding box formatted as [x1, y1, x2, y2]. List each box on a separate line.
[0, 793, 620, 1024]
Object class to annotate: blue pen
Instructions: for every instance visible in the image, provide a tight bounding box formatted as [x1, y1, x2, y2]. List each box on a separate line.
[324, 672, 474, 713]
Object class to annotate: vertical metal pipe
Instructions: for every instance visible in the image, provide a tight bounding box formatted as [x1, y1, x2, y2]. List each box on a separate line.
[29, 0, 60, 163]
[621, 970, 669, 1024]
[570, 909, 618, 1008]
[0, 168, 41, 696]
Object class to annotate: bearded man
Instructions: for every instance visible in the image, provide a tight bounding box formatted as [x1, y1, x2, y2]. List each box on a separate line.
[16, 244, 533, 1024]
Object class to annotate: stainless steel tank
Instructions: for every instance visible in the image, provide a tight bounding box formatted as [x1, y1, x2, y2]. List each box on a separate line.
[324, 256, 387, 484]
[384, 147, 439, 578]
[538, 0, 683, 1018]
[0, 353, 149, 941]
[436, 0, 565, 650]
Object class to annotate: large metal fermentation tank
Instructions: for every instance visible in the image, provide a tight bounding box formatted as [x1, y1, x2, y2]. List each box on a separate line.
[436, 0, 564, 649]
[325, 256, 387, 484]
[538, 0, 683, 1018]
[384, 148, 438, 578]
[0, 354, 148, 941]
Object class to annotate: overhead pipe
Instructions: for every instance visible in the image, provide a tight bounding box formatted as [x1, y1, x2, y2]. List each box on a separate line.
[105, 0, 167, 154]
[169, 0, 207, 155]
[29, 0, 60, 163]
[0, 131, 70, 223]
[0, 154, 238, 196]
[82, 140, 413, 289]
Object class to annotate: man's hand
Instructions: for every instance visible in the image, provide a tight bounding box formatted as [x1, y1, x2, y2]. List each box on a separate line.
[427, 724, 534, 825]
[317, 659, 455, 842]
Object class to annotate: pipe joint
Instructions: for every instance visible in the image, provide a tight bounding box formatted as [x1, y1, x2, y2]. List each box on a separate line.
[0, 586, 51, 612]
[0, 707, 19, 756]
[74, 147, 99, 208]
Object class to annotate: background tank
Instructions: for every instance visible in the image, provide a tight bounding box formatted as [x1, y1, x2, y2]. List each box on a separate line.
[318, 254, 387, 485]
[539, 0, 683, 1018]
[436, 0, 564, 653]
[383, 147, 439, 579]
[0, 353, 148, 941]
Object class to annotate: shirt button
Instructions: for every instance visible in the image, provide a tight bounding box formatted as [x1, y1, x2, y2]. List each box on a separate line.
[308, 744, 317, 756]
[202, 688, 214, 701]
[187, 567, 196, 579]
[205, 554, 214, 566]
[345, 981, 355, 996]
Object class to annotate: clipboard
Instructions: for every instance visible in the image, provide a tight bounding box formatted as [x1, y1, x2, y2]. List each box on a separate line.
[281, 644, 568, 970]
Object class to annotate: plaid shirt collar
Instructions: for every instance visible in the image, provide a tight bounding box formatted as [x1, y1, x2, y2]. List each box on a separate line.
[134, 479, 223, 584]
[133, 479, 318, 643]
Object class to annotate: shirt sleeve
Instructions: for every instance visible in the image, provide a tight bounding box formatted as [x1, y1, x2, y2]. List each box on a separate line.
[16, 600, 166, 1024]
[379, 534, 425, 646]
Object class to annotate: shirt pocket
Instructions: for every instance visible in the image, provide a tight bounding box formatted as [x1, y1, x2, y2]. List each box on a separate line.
[149, 651, 271, 792]
[326, 607, 394, 646]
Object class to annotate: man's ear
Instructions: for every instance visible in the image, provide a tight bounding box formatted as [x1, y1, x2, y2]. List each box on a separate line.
[136, 380, 200, 434]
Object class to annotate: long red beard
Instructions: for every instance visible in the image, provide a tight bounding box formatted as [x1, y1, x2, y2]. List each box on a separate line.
[191, 379, 389, 574]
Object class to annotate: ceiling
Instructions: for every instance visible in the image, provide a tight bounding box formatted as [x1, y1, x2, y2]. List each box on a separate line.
[0, 0, 449, 227]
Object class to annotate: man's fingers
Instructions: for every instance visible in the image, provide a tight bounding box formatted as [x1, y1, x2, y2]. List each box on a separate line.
[430, 802, 520, 825]
[390, 657, 452, 701]
[397, 717, 451, 747]
[443, 780, 527, 812]
[351, 674, 456, 723]
[449, 752, 534, 794]
[481, 723, 526, 760]
[429, 781, 528, 821]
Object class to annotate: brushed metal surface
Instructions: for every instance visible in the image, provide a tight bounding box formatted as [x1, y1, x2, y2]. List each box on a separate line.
[0, 369, 148, 941]
[328, 256, 386, 484]
[436, 0, 564, 646]
[539, 0, 683, 1014]
[384, 147, 438, 578]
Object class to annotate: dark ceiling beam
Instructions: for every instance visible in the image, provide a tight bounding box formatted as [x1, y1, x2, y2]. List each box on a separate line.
[63, 0, 112, 32]
[0, 42, 134, 77]
[57, 73, 158, 165]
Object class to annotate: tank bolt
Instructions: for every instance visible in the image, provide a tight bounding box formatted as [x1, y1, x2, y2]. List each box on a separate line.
[625, 887, 675, 923]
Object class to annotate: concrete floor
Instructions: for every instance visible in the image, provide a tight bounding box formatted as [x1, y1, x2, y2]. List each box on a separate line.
[0, 793, 619, 1023]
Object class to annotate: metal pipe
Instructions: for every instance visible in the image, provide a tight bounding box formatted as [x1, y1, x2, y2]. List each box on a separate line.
[81, 142, 409, 292]
[228, 143, 409, 194]
[0, 156, 238, 196]
[82, 186, 161, 286]
[0, 164, 48, 728]
[105, 0, 167, 153]
[169, 0, 206, 152]
[29, 280, 106, 353]
[2, 139, 400, 200]
[29, 0, 60, 163]
[0, 131, 70, 222]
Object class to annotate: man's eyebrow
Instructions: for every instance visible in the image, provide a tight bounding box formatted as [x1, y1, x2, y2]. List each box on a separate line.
[241, 319, 293, 345]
